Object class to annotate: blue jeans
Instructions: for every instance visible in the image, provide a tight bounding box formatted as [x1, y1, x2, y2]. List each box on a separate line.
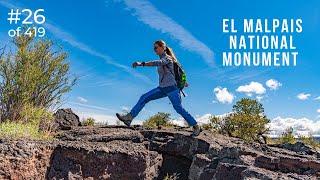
[130, 85, 197, 126]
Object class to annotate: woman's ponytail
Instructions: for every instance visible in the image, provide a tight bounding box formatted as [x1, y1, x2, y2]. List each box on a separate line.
[165, 47, 177, 63]
[155, 40, 178, 62]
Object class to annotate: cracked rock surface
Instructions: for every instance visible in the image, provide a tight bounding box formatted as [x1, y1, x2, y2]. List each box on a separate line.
[0, 126, 319, 179]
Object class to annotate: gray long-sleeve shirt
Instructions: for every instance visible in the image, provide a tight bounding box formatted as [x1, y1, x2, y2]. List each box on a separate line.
[149, 52, 176, 88]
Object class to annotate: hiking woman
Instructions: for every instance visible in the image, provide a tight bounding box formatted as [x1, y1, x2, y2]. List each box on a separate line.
[116, 40, 201, 136]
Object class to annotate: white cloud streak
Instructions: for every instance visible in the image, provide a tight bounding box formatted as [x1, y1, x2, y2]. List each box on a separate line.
[77, 97, 88, 103]
[68, 102, 118, 113]
[43, 22, 151, 84]
[113, 0, 215, 67]
[0, 1, 152, 84]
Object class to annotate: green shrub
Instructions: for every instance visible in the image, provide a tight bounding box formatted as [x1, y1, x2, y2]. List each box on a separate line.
[19, 103, 56, 139]
[0, 103, 56, 140]
[200, 122, 214, 131]
[231, 113, 269, 143]
[164, 173, 180, 180]
[0, 121, 40, 139]
[209, 115, 234, 136]
[209, 98, 270, 143]
[82, 117, 95, 126]
[143, 112, 174, 128]
[277, 127, 295, 144]
[297, 133, 319, 147]
[0, 29, 77, 122]
[265, 136, 277, 144]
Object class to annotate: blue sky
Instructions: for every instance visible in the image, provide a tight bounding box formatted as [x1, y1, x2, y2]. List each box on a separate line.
[0, 0, 319, 136]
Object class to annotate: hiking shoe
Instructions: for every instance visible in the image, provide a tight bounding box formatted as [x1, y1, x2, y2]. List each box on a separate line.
[116, 113, 133, 127]
[190, 124, 201, 137]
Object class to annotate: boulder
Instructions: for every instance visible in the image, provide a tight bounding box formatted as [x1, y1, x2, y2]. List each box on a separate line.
[278, 142, 317, 155]
[54, 108, 81, 130]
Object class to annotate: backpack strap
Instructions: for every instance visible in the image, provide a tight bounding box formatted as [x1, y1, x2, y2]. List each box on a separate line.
[172, 62, 187, 97]
[160, 61, 186, 97]
[180, 89, 186, 97]
[165, 64, 175, 76]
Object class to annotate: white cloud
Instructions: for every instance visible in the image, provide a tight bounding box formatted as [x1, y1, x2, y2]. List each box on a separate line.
[297, 93, 311, 100]
[213, 87, 235, 104]
[171, 113, 231, 127]
[236, 82, 266, 96]
[77, 97, 88, 103]
[265, 79, 282, 90]
[172, 113, 320, 137]
[113, 0, 215, 67]
[171, 117, 188, 127]
[171, 113, 320, 137]
[256, 96, 263, 102]
[77, 111, 144, 126]
[64, 104, 145, 125]
[76, 111, 117, 124]
[268, 117, 320, 137]
[196, 114, 213, 124]
[317, 109, 320, 113]
[315, 96, 320, 100]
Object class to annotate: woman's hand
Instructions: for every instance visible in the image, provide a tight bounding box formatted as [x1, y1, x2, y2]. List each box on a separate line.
[132, 62, 141, 68]
[184, 82, 189, 87]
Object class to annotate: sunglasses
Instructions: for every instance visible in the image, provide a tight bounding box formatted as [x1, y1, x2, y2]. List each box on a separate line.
[154, 45, 161, 50]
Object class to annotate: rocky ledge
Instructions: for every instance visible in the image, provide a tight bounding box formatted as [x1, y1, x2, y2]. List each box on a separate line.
[0, 125, 320, 180]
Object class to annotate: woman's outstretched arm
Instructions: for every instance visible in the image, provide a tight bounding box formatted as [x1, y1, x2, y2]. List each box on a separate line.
[132, 61, 155, 68]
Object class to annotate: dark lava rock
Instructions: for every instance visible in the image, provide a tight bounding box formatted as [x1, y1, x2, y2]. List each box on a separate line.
[0, 126, 320, 179]
[54, 108, 81, 130]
